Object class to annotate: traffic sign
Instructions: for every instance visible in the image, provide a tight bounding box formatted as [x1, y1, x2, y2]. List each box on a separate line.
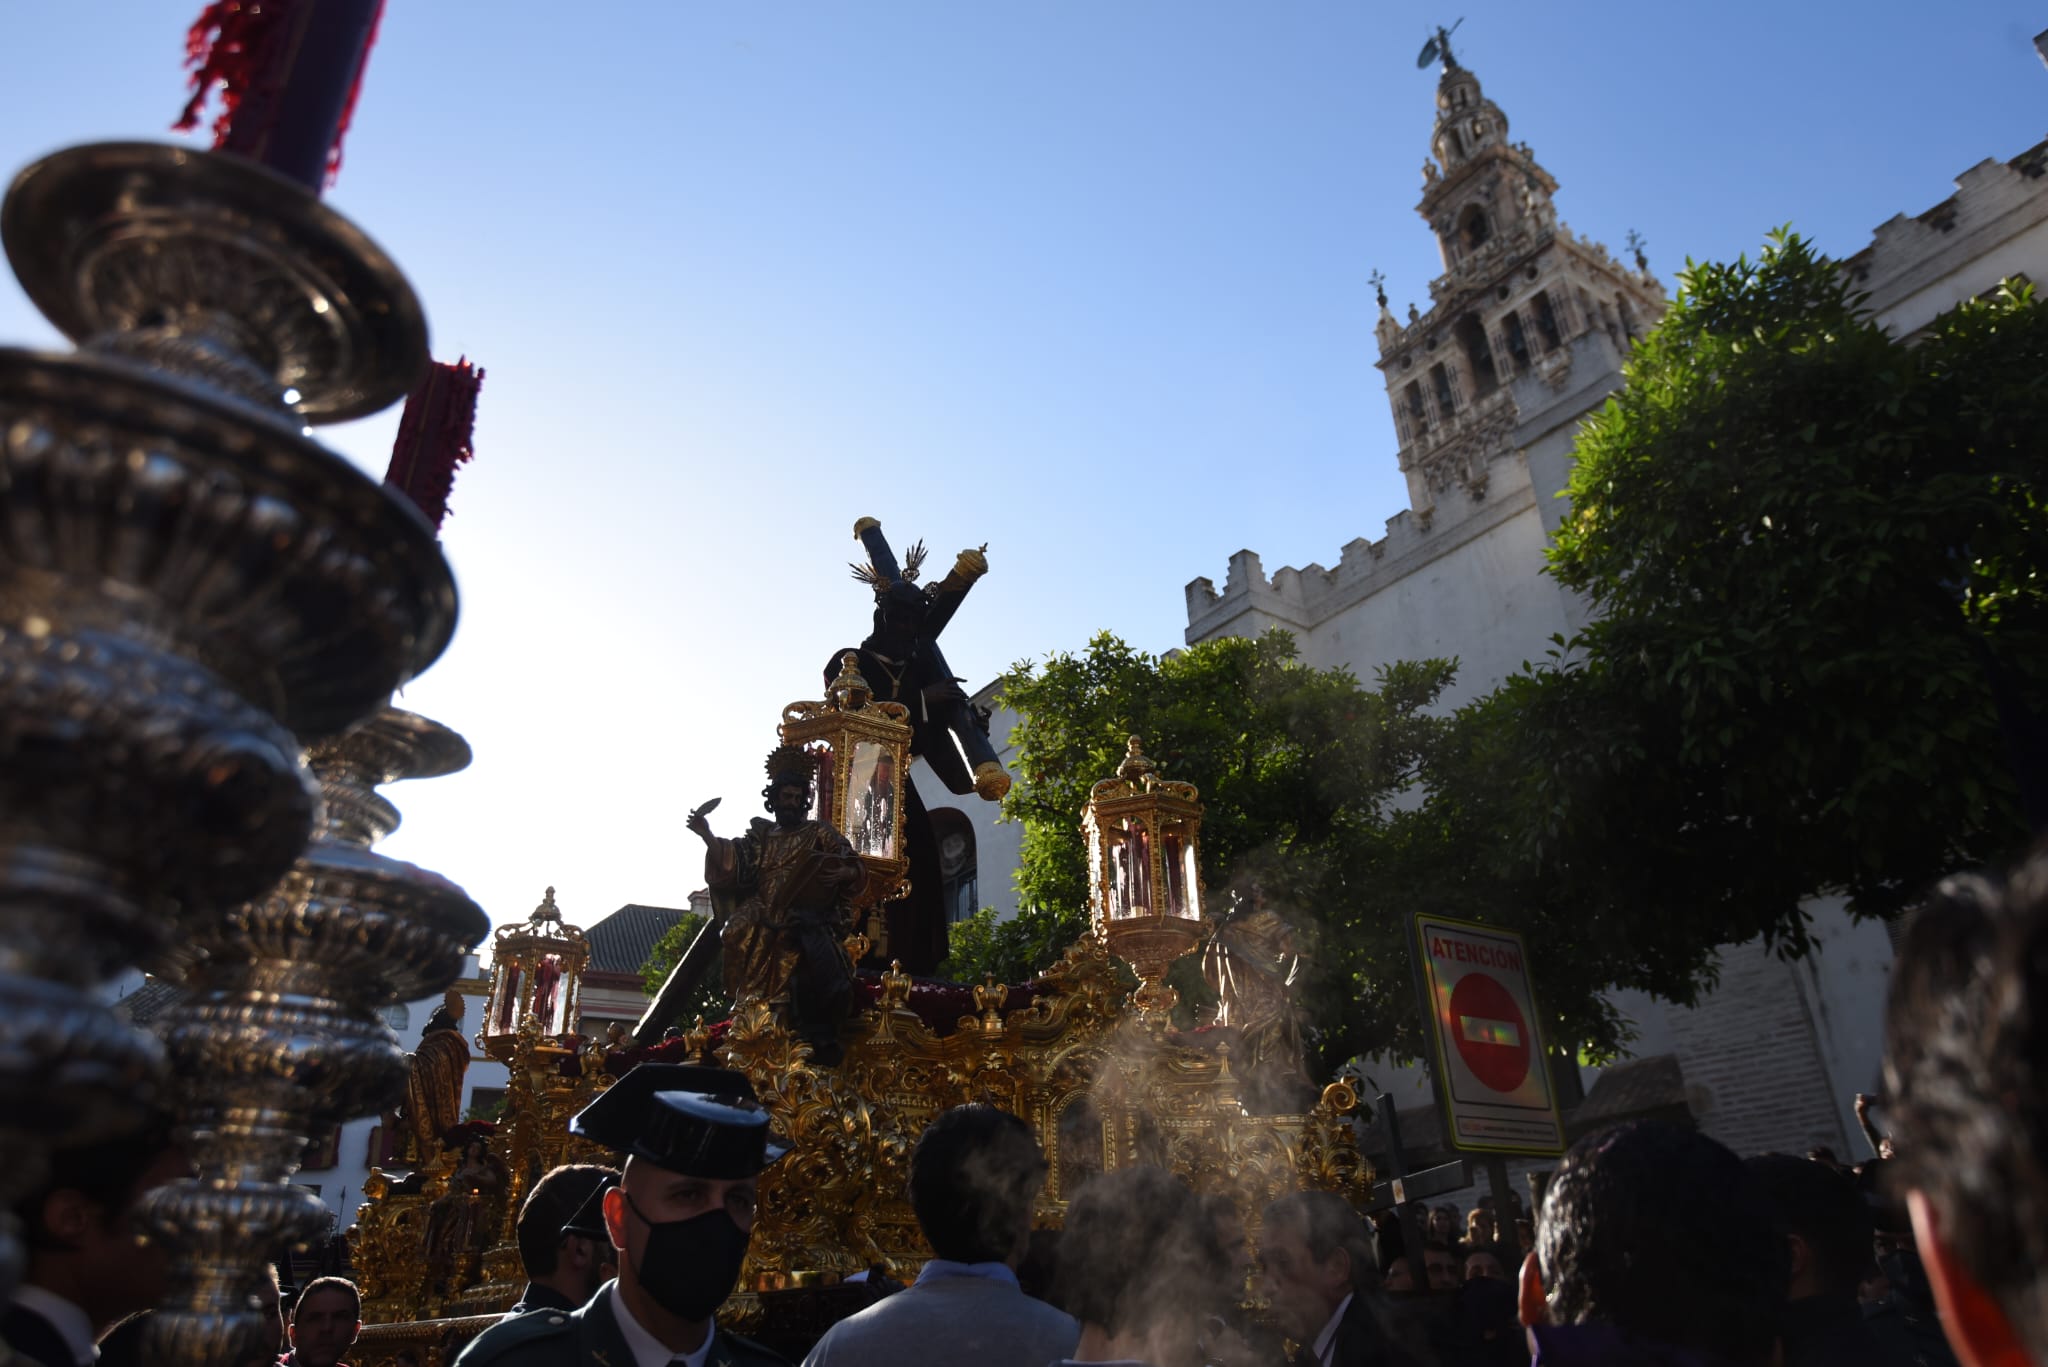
[1413, 914, 1565, 1155]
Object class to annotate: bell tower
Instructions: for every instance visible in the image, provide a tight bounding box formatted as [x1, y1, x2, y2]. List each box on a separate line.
[1374, 29, 1664, 519]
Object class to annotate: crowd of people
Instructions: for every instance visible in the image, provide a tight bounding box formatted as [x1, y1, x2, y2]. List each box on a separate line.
[6, 851, 2043, 1367]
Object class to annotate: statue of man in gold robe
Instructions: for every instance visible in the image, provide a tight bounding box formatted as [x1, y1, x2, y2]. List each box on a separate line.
[690, 743, 863, 1065]
[402, 989, 469, 1167]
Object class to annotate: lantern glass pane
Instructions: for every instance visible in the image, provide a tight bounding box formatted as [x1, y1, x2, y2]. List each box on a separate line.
[849, 740, 897, 858]
[534, 954, 567, 1033]
[1182, 833, 1202, 920]
[492, 962, 522, 1033]
[1111, 816, 1152, 918]
[1161, 825, 1192, 919]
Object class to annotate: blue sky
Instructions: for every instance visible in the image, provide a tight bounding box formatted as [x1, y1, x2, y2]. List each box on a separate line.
[2, 2, 2042, 939]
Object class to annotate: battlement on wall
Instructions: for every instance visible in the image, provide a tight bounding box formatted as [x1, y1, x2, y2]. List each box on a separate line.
[1840, 137, 2048, 318]
[1183, 448, 1530, 642]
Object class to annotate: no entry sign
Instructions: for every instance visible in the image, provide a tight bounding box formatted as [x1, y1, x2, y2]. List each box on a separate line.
[1413, 914, 1565, 1155]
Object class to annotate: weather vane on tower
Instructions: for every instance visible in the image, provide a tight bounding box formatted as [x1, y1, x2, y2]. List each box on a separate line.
[1416, 17, 1465, 72]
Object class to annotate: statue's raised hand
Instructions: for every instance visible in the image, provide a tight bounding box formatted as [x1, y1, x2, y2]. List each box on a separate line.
[686, 796, 721, 843]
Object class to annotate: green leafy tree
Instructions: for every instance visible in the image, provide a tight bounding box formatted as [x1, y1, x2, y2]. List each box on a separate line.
[936, 905, 1089, 986]
[640, 912, 729, 1026]
[994, 632, 1643, 1073]
[1517, 229, 2047, 942]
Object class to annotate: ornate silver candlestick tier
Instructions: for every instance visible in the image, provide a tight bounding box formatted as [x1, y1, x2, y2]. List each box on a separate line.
[0, 139, 468, 1362]
[146, 706, 486, 1365]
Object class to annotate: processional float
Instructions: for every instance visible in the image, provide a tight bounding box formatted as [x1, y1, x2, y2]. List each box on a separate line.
[0, 4, 490, 1364]
[349, 650, 1377, 1365]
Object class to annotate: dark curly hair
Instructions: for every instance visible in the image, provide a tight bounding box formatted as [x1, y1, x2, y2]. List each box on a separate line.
[1536, 1121, 1785, 1367]
[1882, 852, 2048, 1365]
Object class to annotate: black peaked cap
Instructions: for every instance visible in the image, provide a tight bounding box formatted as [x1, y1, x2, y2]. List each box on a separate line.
[568, 1063, 789, 1179]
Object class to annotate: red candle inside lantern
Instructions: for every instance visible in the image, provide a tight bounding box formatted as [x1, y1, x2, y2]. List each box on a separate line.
[176, 0, 386, 192]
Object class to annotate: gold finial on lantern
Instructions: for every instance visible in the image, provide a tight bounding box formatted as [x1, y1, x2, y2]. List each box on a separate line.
[827, 651, 874, 712]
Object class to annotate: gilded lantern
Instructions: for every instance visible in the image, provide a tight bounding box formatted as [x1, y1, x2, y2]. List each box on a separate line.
[1083, 736, 1207, 1021]
[478, 887, 591, 1059]
[780, 653, 915, 951]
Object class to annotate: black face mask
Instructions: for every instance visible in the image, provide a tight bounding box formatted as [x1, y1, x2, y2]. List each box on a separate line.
[624, 1192, 751, 1322]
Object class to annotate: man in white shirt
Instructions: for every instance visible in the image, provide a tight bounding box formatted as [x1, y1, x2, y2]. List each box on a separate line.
[801, 1105, 1078, 1367]
[3, 1119, 186, 1367]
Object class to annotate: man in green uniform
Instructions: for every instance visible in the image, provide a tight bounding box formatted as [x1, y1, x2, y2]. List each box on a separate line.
[453, 1065, 791, 1367]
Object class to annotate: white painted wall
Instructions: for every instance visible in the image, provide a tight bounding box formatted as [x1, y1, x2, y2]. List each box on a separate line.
[1293, 499, 1573, 707]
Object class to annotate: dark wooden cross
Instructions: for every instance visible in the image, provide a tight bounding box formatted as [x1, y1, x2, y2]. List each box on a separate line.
[1364, 1092, 1474, 1275]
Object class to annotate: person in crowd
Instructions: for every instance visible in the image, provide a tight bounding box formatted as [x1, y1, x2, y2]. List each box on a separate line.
[1440, 1276, 1525, 1367]
[283, 1277, 363, 1367]
[258, 1264, 287, 1360]
[3, 1118, 186, 1367]
[507, 1164, 621, 1316]
[1204, 1194, 1256, 1303]
[453, 1064, 789, 1367]
[1861, 1203, 1961, 1367]
[1262, 1189, 1410, 1367]
[1514, 1219, 1536, 1260]
[1427, 1206, 1460, 1250]
[1465, 1207, 1498, 1254]
[1746, 1154, 1921, 1367]
[1464, 1249, 1507, 1283]
[1052, 1165, 1223, 1367]
[1515, 1120, 1787, 1367]
[1383, 1259, 1416, 1294]
[1422, 1241, 1461, 1294]
[802, 1105, 1076, 1367]
[1197, 1193, 1285, 1367]
[1881, 855, 2048, 1367]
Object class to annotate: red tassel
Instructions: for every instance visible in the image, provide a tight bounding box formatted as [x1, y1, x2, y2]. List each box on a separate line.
[176, 1, 289, 147]
[176, 0, 385, 189]
[384, 359, 484, 534]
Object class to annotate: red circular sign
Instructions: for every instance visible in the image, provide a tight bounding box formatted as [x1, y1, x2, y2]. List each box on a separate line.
[1448, 972, 1532, 1093]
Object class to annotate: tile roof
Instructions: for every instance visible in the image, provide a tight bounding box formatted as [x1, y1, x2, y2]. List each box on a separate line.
[584, 903, 691, 977]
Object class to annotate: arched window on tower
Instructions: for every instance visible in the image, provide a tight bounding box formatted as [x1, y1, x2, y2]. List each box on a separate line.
[1532, 291, 1563, 351]
[929, 807, 979, 924]
[1430, 362, 1456, 417]
[1403, 381, 1430, 440]
[1460, 205, 1492, 252]
[1616, 294, 1640, 342]
[1500, 310, 1532, 374]
[1454, 312, 1498, 398]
